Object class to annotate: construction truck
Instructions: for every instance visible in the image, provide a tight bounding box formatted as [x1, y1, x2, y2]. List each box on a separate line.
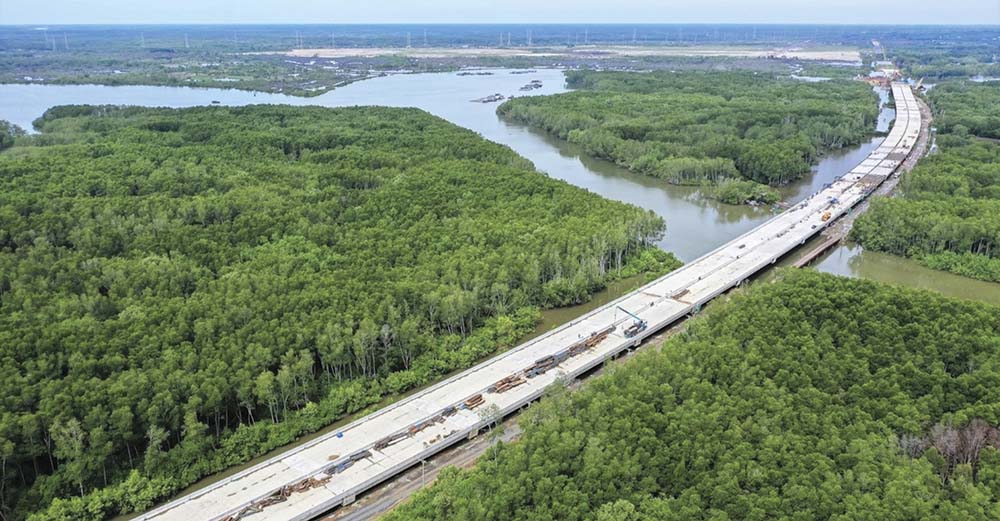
[617, 306, 648, 338]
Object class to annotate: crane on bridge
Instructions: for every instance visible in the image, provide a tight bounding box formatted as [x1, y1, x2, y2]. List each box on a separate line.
[616, 306, 648, 338]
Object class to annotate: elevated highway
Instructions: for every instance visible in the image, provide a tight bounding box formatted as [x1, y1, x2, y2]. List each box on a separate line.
[137, 82, 921, 521]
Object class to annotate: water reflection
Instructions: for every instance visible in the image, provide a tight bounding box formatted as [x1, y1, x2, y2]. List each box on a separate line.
[816, 243, 1000, 305]
[0, 73, 893, 263]
[2, 75, 993, 301]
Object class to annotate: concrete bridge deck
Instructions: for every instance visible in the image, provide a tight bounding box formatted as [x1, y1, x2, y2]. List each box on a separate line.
[137, 83, 921, 521]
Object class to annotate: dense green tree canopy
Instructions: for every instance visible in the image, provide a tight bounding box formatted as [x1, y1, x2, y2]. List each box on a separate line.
[929, 82, 1000, 140]
[0, 120, 24, 152]
[497, 71, 879, 204]
[897, 47, 1000, 82]
[0, 104, 678, 520]
[852, 82, 1000, 282]
[388, 270, 1000, 521]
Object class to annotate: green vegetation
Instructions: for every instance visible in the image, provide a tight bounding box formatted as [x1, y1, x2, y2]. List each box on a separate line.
[852, 83, 1000, 283]
[497, 71, 878, 205]
[1, 45, 366, 98]
[794, 63, 866, 80]
[0, 26, 808, 98]
[929, 82, 1000, 140]
[897, 48, 1000, 81]
[0, 121, 25, 152]
[388, 270, 1000, 521]
[702, 178, 780, 206]
[0, 27, 387, 97]
[0, 104, 679, 520]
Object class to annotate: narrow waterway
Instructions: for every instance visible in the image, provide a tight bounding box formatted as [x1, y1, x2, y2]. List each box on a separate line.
[6, 68, 997, 519]
[1, 70, 996, 298]
[780, 238, 1000, 305]
[0, 71, 892, 262]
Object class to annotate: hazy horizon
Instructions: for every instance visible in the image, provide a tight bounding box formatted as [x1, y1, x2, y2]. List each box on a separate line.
[3, 0, 998, 26]
[3, 22, 1000, 27]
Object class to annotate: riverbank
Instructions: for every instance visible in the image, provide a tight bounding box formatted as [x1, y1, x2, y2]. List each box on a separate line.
[793, 92, 933, 267]
[2, 72, 987, 294]
[4, 71, 995, 521]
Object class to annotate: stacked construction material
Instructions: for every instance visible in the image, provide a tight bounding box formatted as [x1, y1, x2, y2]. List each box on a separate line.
[488, 374, 526, 393]
[463, 394, 485, 409]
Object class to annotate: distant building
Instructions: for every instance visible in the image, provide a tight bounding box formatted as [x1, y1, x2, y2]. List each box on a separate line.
[862, 64, 901, 87]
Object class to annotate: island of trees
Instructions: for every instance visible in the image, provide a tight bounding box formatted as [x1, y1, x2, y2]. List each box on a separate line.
[388, 269, 1000, 521]
[852, 82, 1000, 282]
[497, 71, 879, 205]
[0, 104, 678, 520]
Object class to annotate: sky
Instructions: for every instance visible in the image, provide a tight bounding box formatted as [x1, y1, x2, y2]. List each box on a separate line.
[2, 0, 999, 25]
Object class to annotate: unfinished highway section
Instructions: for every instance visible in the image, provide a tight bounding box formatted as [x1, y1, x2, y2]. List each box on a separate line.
[137, 83, 921, 521]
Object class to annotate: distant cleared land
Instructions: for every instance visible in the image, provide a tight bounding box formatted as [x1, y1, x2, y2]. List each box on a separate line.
[283, 45, 862, 62]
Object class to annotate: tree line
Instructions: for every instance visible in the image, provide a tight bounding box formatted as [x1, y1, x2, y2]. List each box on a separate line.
[929, 81, 1000, 140]
[0, 104, 680, 520]
[0, 121, 24, 152]
[852, 82, 1000, 283]
[497, 70, 879, 205]
[897, 47, 1000, 82]
[387, 269, 1000, 521]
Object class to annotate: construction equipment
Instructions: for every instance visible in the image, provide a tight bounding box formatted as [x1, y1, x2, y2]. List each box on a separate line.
[616, 306, 648, 338]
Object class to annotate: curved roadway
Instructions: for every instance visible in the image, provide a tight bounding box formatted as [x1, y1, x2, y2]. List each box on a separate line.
[137, 82, 921, 521]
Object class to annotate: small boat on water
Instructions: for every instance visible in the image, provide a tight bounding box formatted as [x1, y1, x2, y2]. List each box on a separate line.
[519, 80, 543, 91]
[471, 93, 505, 103]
